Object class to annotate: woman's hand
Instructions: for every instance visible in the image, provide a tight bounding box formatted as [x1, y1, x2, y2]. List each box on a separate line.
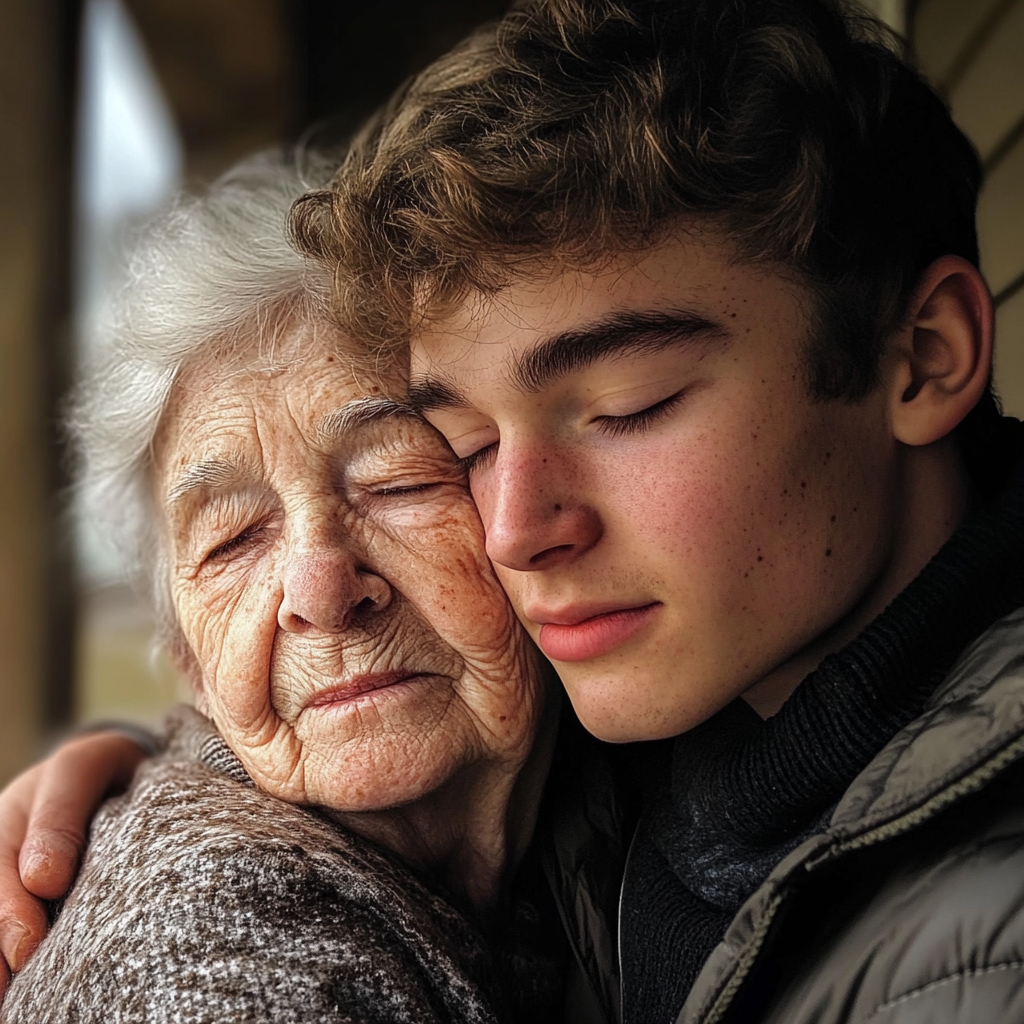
[0, 732, 147, 998]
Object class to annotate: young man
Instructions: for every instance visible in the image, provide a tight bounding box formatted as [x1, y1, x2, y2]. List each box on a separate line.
[2, 1, 1023, 1021]
[289, 1, 1024, 1020]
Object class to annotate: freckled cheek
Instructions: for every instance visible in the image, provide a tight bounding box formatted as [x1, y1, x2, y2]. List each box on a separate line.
[380, 505, 502, 601]
[612, 438, 755, 561]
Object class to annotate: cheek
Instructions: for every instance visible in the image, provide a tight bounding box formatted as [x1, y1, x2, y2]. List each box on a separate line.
[608, 402, 893, 603]
[176, 566, 282, 718]
[377, 504, 516, 646]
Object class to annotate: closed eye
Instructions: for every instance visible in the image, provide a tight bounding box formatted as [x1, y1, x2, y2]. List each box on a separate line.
[371, 481, 446, 497]
[205, 527, 262, 563]
[455, 443, 498, 476]
[594, 391, 686, 437]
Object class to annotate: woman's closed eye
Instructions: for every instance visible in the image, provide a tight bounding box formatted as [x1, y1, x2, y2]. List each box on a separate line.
[204, 526, 264, 563]
[355, 469, 469, 504]
[370, 481, 448, 497]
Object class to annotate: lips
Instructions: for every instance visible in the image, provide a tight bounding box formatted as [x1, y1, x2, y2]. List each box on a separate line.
[536, 603, 660, 662]
[304, 670, 426, 708]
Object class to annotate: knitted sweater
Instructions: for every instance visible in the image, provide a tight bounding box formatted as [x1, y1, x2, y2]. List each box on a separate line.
[0, 706, 511, 1024]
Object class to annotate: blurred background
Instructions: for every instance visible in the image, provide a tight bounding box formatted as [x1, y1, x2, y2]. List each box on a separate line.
[0, 0, 1021, 784]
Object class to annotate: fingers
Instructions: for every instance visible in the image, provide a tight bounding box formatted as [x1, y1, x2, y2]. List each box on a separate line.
[0, 731, 148, 988]
[19, 733, 146, 900]
[0, 766, 51, 980]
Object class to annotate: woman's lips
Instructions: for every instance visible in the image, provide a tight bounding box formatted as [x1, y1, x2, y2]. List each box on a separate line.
[305, 670, 426, 708]
[537, 603, 660, 662]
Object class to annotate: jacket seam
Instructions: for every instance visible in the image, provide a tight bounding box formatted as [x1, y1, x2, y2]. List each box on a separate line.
[866, 961, 1024, 1017]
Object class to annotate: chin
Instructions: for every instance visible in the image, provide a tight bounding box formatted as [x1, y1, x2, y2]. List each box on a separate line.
[312, 754, 463, 813]
[565, 675, 727, 743]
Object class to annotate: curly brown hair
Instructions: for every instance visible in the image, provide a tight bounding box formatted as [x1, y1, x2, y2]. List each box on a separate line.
[291, 0, 983, 406]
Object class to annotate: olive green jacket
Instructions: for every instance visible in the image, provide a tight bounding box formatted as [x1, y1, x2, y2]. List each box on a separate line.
[679, 605, 1024, 1024]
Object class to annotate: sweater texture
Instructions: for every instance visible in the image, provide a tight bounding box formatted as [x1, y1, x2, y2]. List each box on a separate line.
[0, 707, 564, 1024]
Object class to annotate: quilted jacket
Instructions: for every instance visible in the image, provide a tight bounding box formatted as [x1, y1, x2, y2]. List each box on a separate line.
[679, 605, 1024, 1024]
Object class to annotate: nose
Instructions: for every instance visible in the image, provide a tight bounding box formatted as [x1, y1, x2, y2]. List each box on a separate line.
[278, 539, 392, 634]
[479, 443, 602, 572]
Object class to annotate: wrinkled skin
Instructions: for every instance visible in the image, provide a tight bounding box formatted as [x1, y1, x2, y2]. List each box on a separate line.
[157, 329, 547, 818]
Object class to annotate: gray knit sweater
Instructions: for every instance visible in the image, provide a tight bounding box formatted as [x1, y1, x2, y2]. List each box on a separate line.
[0, 706, 506, 1024]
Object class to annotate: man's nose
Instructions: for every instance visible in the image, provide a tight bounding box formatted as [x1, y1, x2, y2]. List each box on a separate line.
[480, 444, 602, 572]
[278, 539, 392, 634]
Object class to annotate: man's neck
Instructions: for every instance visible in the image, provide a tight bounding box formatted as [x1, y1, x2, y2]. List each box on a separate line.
[743, 436, 972, 719]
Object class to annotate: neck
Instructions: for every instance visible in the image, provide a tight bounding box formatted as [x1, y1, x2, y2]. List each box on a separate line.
[329, 690, 561, 921]
[743, 436, 973, 719]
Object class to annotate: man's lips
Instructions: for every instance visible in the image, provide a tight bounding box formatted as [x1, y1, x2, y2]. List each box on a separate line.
[304, 670, 427, 708]
[536, 603, 661, 662]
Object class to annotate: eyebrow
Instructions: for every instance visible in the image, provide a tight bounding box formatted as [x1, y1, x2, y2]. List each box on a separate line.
[166, 459, 243, 506]
[408, 308, 728, 411]
[166, 400, 423, 508]
[317, 396, 423, 440]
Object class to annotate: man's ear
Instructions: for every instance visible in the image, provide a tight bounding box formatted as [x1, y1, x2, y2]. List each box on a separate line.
[889, 255, 994, 447]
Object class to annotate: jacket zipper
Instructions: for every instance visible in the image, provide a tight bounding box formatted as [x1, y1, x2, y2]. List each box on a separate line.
[617, 822, 642, 1022]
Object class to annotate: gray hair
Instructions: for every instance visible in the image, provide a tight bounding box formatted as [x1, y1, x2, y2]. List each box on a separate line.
[68, 149, 342, 670]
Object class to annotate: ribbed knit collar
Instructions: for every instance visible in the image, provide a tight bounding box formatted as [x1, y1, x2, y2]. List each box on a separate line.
[655, 417, 1024, 910]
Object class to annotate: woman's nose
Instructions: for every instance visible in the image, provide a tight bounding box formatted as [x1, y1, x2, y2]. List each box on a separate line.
[479, 447, 603, 572]
[278, 545, 392, 634]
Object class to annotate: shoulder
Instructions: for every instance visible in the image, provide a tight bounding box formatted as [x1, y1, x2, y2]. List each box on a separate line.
[1, 714, 500, 1024]
[759, 759, 1024, 1024]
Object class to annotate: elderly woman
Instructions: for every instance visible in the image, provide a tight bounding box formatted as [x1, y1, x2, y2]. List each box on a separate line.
[0, 154, 609, 1024]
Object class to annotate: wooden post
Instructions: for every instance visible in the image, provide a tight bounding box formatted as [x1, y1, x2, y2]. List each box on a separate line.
[0, 0, 79, 784]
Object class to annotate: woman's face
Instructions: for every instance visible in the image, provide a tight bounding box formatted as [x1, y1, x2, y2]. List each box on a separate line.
[155, 330, 545, 811]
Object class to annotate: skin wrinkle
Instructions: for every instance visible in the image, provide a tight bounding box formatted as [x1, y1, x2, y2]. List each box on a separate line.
[153, 326, 551, 910]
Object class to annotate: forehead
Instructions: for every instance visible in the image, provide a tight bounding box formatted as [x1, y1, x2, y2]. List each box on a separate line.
[409, 229, 808, 382]
[156, 331, 416, 473]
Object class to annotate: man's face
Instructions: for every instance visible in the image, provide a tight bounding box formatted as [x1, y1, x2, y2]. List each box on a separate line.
[410, 229, 901, 742]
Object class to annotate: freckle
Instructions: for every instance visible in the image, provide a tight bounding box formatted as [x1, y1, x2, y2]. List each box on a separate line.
[800, 481, 806, 488]
[326, 355, 334, 362]
[830, 514, 836, 523]
[744, 572, 749, 577]
[782, 489, 788, 496]
[751, 433, 758, 440]
[554, 504, 562, 511]
[757, 555, 763, 562]
[499, 715, 507, 721]
[825, 548, 832, 557]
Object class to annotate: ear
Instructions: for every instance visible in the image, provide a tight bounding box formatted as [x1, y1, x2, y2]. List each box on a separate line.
[889, 255, 994, 447]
